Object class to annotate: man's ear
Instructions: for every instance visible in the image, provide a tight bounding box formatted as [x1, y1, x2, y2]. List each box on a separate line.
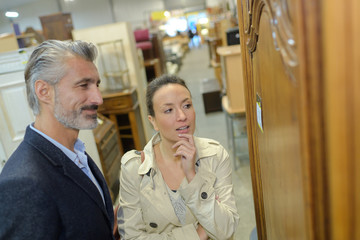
[148, 115, 159, 131]
[34, 80, 53, 104]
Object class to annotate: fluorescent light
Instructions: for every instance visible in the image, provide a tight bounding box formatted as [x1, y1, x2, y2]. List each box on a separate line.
[5, 11, 19, 18]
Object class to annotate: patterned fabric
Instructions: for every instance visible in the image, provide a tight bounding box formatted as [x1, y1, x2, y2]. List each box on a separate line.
[166, 184, 186, 225]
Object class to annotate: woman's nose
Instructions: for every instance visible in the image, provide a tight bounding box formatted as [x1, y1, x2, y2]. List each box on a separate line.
[177, 109, 187, 121]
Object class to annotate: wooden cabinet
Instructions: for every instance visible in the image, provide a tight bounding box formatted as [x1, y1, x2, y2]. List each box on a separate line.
[144, 58, 161, 83]
[217, 44, 245, 112]
[93, 114, 122, 203]
[39, 13, 73, 40]
[98, 87, 146, 153]
[237, 0, 360, 239]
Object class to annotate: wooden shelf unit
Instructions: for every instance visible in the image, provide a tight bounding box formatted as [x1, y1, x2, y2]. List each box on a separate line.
[93, 114, 122, 203]
[98, 87, 146, 154]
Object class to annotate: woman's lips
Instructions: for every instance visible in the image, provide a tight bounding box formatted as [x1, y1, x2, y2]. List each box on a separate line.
[176, 125, 190, 134]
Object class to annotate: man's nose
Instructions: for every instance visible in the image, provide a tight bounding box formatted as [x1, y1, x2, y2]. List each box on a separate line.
[90, 86, 103, 105]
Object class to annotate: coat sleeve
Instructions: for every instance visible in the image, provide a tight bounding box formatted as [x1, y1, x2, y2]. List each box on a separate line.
[178, 145, 240, 240]
[0, 177, 60, 239]
[117, 153, 200, 240]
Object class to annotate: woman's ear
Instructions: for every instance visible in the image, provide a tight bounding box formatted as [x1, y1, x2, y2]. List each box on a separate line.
[35, 80, 53, 104]
[148, 115, 159, 131]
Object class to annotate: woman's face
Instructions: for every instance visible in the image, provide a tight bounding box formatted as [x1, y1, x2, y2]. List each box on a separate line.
[148, 83, 196, 144]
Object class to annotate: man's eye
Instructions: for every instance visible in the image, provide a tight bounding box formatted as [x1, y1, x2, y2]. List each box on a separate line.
[164, 108, 172, 113]
[80, 84, 88, 88]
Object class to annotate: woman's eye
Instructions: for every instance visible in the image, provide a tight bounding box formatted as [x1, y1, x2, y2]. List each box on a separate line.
[164, 108, 172, 113]
[184, 104, 192, 109]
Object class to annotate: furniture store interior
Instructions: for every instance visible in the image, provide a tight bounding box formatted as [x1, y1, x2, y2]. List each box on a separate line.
[0, 0, 256, 239]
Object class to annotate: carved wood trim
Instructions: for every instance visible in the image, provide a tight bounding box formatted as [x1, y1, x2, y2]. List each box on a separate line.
[245, 0, 298, 81]
[238, 0, 267, 239]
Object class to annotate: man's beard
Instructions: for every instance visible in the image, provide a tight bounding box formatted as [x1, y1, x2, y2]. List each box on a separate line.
[54, 91, 98, 130]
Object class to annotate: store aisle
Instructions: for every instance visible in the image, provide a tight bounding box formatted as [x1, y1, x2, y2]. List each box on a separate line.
[177, 44, 257, 240]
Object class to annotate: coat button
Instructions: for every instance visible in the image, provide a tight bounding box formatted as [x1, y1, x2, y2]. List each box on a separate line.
[201, 192, 208, 199]
[149, 222, 158, 228]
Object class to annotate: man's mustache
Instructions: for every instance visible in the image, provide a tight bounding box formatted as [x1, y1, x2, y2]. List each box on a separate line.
[80, 105, 98, 111]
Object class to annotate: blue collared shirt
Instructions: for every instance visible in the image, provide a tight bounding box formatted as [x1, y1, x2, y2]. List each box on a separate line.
[30, 124, 105, 204]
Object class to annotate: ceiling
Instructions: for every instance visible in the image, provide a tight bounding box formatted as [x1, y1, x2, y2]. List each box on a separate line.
[0, 0, 207, 13]
[0, 0, 39, 12]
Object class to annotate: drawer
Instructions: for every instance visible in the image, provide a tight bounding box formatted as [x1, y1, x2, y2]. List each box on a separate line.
[105, 96, 132, 109]
[99, 88, 138, 113]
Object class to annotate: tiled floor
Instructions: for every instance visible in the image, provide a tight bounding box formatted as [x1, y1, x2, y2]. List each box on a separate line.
[177, 43, 257, 240]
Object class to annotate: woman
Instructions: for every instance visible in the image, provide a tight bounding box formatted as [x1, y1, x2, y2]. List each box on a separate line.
[117, 75, 239, 239]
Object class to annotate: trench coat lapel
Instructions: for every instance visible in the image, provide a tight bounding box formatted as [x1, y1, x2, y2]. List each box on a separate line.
[141, 171, 181, 226]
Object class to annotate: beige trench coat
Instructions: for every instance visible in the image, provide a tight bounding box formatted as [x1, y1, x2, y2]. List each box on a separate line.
[117, 133, 239, 239]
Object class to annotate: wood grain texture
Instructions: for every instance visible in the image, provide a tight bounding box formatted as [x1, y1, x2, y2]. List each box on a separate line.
[238, 0, 360, 239]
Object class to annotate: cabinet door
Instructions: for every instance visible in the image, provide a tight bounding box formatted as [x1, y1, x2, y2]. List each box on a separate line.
[237, 0, 311, 239]
[0, 140, 6, 173]
[0, 71, 35, 162]
[238, 0, 360, 239]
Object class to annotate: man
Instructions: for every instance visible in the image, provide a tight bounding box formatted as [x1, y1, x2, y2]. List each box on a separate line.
[0, 40, 115, 239]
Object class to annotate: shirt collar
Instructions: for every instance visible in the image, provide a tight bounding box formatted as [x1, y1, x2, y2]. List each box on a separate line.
[29, 123, 87, 168]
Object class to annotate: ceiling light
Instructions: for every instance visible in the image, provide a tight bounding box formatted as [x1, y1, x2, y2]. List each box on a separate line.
[164, 11, 170, 18]
[5, 11, 19, 18]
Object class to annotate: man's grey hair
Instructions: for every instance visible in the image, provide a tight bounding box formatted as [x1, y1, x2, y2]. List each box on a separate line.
[24, 39, 98, 115]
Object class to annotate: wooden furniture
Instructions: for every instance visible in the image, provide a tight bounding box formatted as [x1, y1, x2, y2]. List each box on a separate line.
[39, 12, 73, 40]
[0, 33, 18, 53]
[144, 58, 161, 82]
[237, 0, 360, 239]
[205, 37, 222, 87]
[207, 37, 222, 65]
[150, 32, 167, 74]
[98, 87, 146, 153]
[97, 39, 130, 91]
[72, 22, 154, 142]
[217, 44, 245, 110]
[93, 114, 122, 203]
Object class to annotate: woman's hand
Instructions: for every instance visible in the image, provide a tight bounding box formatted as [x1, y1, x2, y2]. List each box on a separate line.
[197, 224, 209, 240]
[172, 134, 196, 182]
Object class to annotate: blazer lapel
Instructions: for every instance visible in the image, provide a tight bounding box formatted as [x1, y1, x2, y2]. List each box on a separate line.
[61, 157, 107, 207]
[87, 154, 114, 225]
[25, 127, 112, 226]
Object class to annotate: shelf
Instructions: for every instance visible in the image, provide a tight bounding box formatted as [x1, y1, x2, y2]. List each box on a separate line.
[118, 125, 131, 130]
[104, 69, 129, 78]
[120, 135, 134, 139]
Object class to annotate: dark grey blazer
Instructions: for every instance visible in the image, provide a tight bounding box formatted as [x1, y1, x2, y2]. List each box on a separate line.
[0, 126, 115, 239]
